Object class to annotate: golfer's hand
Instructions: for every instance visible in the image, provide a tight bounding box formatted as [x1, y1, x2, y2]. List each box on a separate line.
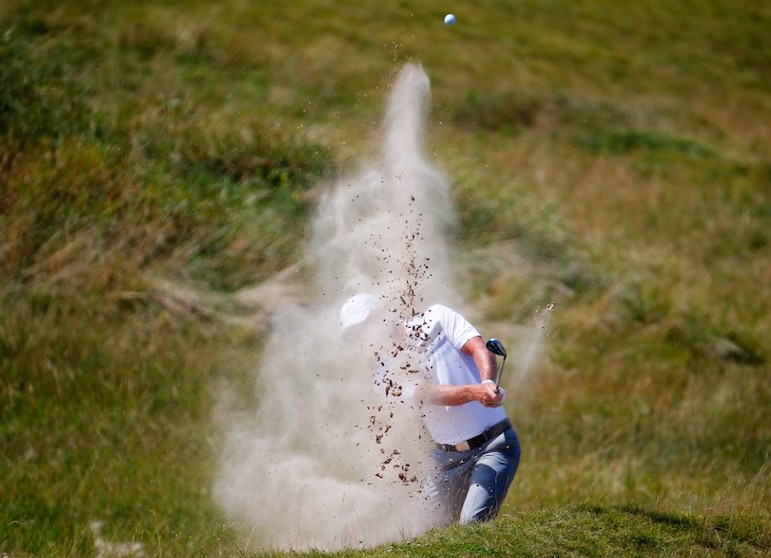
[477, 382, 505, 407]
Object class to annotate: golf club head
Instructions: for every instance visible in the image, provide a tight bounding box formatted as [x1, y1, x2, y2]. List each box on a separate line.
[486, 338, 507, 358]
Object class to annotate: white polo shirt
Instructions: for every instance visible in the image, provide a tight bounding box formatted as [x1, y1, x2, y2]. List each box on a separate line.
[374, 304, 507, 445]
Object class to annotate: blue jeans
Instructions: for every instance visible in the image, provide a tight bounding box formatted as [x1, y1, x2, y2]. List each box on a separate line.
[425, 427, 521, 524]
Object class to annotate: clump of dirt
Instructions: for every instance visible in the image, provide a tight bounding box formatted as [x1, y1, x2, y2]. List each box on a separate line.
[364, 211, 436, 490]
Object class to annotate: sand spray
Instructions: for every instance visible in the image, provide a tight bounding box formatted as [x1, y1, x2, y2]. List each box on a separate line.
[213, 63, 551, 550]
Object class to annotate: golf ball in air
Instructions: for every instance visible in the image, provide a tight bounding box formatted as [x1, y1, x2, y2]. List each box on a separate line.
[444, 13, 456, 25]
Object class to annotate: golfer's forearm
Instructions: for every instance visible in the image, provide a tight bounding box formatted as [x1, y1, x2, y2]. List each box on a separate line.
[423, 383, 482, 406]
[477, 353, 498, 383]
[462, 336, 498, 382]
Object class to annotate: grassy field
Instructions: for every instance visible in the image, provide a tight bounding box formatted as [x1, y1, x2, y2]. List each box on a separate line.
[2, 0, 769, 556]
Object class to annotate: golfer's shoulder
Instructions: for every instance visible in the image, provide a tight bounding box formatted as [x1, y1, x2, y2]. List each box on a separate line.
[422, 304, 470, 329]
[422, 304, 479, 349]
[422, 303, 455, 319]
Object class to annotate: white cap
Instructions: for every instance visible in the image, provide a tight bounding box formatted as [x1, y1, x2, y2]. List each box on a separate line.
[340, 294, 383, 341]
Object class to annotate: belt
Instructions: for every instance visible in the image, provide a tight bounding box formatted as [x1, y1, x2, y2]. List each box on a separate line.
[437, 419, 512, 452]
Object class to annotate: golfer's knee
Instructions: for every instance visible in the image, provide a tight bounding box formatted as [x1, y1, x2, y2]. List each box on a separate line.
[459, 496, 498, 525]
[460, 505, 497, 525]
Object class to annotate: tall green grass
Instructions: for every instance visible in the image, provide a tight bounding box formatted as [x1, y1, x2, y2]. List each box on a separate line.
[1, 0, 769, 555]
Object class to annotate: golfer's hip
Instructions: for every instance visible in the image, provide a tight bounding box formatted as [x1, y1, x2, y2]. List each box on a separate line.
[436, 418, 512, 453]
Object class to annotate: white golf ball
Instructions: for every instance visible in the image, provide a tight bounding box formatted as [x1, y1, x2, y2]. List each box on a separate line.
[444, 13, 456, 26]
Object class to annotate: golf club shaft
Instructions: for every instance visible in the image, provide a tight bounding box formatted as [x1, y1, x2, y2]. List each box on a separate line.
[495, 356, 506, 391]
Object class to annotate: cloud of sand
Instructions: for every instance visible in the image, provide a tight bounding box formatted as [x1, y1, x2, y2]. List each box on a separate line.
[213, 64, 461, 551]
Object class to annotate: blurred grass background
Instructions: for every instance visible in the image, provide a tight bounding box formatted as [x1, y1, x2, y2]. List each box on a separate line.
[1, 0, 769, 555]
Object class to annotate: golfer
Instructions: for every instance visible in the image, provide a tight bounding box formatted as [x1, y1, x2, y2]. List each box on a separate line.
[340, 293, 521, 525]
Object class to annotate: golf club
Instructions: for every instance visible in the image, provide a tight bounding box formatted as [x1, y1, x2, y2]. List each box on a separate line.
[485, 338, 507, 392]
